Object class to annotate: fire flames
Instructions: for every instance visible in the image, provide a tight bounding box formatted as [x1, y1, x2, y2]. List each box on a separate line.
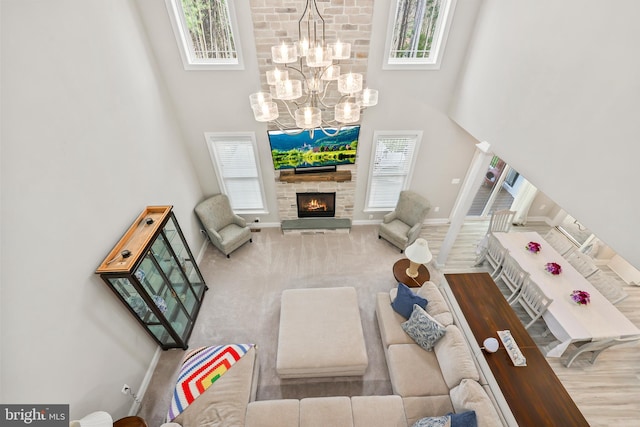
[304, 199, 327, 211]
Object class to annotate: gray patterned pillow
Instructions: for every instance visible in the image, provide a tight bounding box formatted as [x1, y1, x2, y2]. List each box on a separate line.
[412, 416, 451, 427]
[401, 304, 446, 351]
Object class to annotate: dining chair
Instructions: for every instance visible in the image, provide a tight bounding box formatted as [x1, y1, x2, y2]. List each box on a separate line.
[487, 209, 516, 234]
[509, 277, 553, 330]
[475, 234, 508, 278]
[543, 229, 575, 256]
[564, 336, 640, 368]
[565, 250, 599, 278]
[587, 271, 629, 305]
[494, 253, 530, 303]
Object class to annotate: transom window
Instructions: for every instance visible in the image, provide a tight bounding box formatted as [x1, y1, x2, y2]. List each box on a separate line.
[205, 132, 267, 213]
[166, 0, 243, 70]
[365, 131, 422, 210]
[384, 0, 456, 70]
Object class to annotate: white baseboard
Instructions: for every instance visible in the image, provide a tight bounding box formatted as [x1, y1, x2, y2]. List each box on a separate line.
[130, 347, 162, 416]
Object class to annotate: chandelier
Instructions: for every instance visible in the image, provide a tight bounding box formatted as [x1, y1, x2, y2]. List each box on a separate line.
[249, 0, 378, 137]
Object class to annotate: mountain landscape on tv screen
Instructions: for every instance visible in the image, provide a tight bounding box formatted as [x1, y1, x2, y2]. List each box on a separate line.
[269, 126, 360, 170]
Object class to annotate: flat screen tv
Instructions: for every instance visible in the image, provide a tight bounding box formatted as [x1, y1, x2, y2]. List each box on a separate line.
[267, 125, 360, 170]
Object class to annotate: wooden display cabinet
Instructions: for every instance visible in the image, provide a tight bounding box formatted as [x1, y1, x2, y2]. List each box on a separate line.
[96, 206, 207, 349]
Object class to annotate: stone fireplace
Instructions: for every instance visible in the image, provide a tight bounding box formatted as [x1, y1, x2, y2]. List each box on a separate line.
[297, 192, 336, 218]
[276, 164, 356, 221]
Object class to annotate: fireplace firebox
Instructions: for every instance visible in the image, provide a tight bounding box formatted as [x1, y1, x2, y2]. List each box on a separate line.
[297, 192, 336, 218]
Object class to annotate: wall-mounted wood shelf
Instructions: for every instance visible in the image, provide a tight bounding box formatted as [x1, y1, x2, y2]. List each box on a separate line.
[278, 170, 351, 183]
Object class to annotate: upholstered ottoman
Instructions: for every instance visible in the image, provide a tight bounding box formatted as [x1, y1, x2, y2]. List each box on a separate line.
[276, 287, 369, 378]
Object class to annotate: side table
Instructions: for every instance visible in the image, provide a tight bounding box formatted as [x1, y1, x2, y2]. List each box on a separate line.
[393, 258, 430, 288]
[114, 416, 148, 427]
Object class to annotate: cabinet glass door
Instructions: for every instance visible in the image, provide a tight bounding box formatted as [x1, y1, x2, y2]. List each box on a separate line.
[162, 215, 207, 316]
[145, 238, 193, 339]
[106, 277, 177, 346]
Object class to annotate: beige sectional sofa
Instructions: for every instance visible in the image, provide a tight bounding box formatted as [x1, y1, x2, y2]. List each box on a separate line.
[170, 282, 505, 427]
[375, 282, 503, 426]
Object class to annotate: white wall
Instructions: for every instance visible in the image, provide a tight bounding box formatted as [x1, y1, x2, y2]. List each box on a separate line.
[1, 0, 203, 420]
[450, 0, 640, 268]
[135, 0, 280, 221]
[136, 0, 485, 224]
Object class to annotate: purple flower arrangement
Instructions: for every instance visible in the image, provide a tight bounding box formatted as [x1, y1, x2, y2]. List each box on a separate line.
[525, 241, 541, 254]
[544, 262, 562, 275]
[570, 290, 591, 305]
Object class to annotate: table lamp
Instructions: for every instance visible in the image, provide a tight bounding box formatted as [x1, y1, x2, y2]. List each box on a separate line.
[69, 411, 113, 427]
[404, 238, 432, 278]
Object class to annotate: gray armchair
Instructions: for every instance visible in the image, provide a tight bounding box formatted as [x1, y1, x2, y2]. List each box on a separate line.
[378, 190, 431, 252]
[194, 194, 252, 258]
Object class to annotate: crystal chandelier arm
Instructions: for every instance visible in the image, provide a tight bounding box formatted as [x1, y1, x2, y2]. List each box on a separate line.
[272, 120, 306, 135]
[299, 0, 325, 47]
[318, 123, 342, 137]
[317, 92, 351, 110]
[276, 99, 299, 123]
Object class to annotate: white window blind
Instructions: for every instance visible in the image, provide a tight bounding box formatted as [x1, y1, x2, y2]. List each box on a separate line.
[366, 132, 421, 210]
[206, 133, 266, 213]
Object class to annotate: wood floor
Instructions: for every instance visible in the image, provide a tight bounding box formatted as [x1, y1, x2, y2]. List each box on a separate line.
[421, 220, 640, 427]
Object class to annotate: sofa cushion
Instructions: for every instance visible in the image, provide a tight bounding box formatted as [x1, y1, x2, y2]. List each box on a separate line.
[300, 396, 353, 427]
[245, 400, 299, 427]
[416, 282, 454, 326]
[450, 380, 502, 427]
[402, 397, 455, 427]
[351, 395, 408, 427]
[392, 283, 428, 319]
[401, 305, 446, 351]
[434, 325, 480, 389]
[388, 344, 450, 397]
[377, 292, 421, 347]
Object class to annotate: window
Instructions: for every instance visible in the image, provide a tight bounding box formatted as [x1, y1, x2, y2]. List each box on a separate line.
[205, 133, 267, 213]
[365, 131, 422, 210]
[166, 0, 243, 70]
[384, 0, 456, 70]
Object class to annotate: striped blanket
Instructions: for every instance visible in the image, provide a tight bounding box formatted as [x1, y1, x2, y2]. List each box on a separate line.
[167, 343, 254, 421]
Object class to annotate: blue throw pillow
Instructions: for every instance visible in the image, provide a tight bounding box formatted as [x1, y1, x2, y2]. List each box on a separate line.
[448, 411, 477, 427]
[391, 282, 428, 319]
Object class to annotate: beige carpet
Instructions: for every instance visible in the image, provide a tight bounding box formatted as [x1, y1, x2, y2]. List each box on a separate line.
[137, 225, 431, 426]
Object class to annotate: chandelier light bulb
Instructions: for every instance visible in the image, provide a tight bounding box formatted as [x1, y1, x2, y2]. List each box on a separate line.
[307, 46, 332, 68]
[272, 42, 297, 64]
[275, 79, 302, 100]
[357, 88, 378, 107]
[338, 72, 363, 94]
[335, 101, 360, 123]
[266, 68, 289, 85]
[322, 65, 340, 81]
[249, 92, 271, 108]
[295, 107, 321, 129]
[329, 40, 350, 60]
[299, 38, 309, 57]
[251, 101, 279, 122]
